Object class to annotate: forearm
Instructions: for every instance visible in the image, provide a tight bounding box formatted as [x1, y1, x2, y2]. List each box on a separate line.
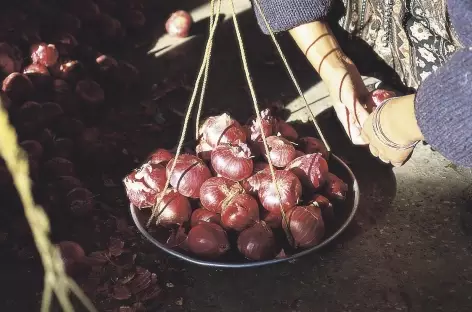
[289, 21, 348, 81]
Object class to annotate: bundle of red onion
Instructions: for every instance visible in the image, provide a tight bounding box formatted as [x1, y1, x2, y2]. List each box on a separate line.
[123, 110, 349, 262]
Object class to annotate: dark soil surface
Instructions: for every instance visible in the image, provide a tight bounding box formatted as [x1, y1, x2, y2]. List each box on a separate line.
[1, 1, 472, 312]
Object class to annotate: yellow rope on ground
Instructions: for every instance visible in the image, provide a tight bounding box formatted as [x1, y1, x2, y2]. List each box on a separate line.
[0, 99, 97, 312]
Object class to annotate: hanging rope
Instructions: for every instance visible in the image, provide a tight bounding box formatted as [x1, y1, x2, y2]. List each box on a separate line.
[0, 100, 97, 312]
[148, 0, 222, 226]
[252, 0, 331, 153]
[149, 0, 332, 246]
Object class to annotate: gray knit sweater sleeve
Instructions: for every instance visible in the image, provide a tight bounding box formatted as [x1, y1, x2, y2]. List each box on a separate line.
[252, 0, 333, 34]
[414, 0, 472, 167]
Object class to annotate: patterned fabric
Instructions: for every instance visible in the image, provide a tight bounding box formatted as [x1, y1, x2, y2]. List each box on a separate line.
[338, 0, 463, 89]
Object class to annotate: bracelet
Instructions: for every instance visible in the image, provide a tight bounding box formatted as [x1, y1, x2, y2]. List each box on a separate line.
[372, 97, 420, 150]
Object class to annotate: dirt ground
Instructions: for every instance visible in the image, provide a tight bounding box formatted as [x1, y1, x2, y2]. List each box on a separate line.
[1, 0, 472, 311]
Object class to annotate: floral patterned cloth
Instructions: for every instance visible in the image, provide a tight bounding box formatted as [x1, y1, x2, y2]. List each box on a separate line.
[338, 0, 463, 89]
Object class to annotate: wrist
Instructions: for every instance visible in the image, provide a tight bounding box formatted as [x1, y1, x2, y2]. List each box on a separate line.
[380, 95, 424, 144]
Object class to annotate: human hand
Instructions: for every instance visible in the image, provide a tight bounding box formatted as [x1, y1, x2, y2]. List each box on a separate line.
[325, 53, 372, 145]
[361, 94, 423, 166]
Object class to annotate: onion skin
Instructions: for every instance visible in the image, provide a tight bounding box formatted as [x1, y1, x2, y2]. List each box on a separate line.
[286, 153, 329, 191]
[147, 148, 173, 165]
[221, 194, 260, 232]
[195, 140, 213, 161]
[299, 137, 328, 159]
[274, 120, 298, 141]
[191, 208, 221, 227]
[247, 108, 275, 141]
[0, 43, 23, 75]
[324, 173, 348, 201]
[237, 222, 278, 260]
[211, 143, 253, 181]
[123, 162, 167, 209]
[294, 150, 305, 158]
[199, 177, 241, 213]
[284, 205, 325, 248]
[258, 170, 302, 214]
[30, 43, 59, 67]
[310, 194, 334, 220]
[200, 113, 247, 148]
[166, 154, 212, 198]
[261, 136, 296, 168]
[187, 223, 230, 259]
[242, 168, 270, 195]
[155, 189, 192, 227]
[165, 10, 193, 38]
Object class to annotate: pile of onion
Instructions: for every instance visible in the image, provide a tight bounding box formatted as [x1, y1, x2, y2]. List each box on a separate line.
[123, 110, 350, 262]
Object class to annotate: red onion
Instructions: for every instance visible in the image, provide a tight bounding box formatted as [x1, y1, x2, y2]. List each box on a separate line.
[211, 143, 253, 181]
[0, 43, 22, 75]
[283, 205, 325, 248]
[166, 154, 212, 198]
[147, 148, 173, 166]
[23, 63, 51, 88]
[17, 101, 42, 133]
[237, 222, 278, 260]
[310, 194, 334, 220]
[253, 162, 269, 174]
[247, 108, 275, 141]
[262, 211, 283, 229]
[368, 89, 396, 108]
[242, 168, 270, 195]
[200, 113, 247, 148]
[123, 162, 167, 208]
[75, 79, 104, 106]
[299, 137, 328, 159]
[41, 102, 64, 125]
[52, 32, 79, 56]
[274, 120, 298, 141]
[324, 173, 348, 201]
[52, 137, 74, 159]
[191, 208, 221, 227]
[154, 189, 191, 227]
[95, 54, 118, 75]
[165, 10, 193, 38]
[261, 136, 296, 168]
[258, 170, 302, 214]
[195, 140, 213, 161]
[56, 13, 82, 34]
[187, 223, 230, 259]
[115, 61, 139, 86]
[53, 60, 84, 82]
[199, 177, 242, 213]
[123, 9, 146, 29]
[294, 150, 305, 158]
[50, 176, 83, 194]
[56, 241, 85, 276]
[220, 194, 259, 232]
[43, 157, 75, 178]
[20, 140, 43, 161]
[66, 187, 94, 216]
[30, 43, 59, 67]
[286, 153, 329, 191]
[2, 72, 34, 102]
